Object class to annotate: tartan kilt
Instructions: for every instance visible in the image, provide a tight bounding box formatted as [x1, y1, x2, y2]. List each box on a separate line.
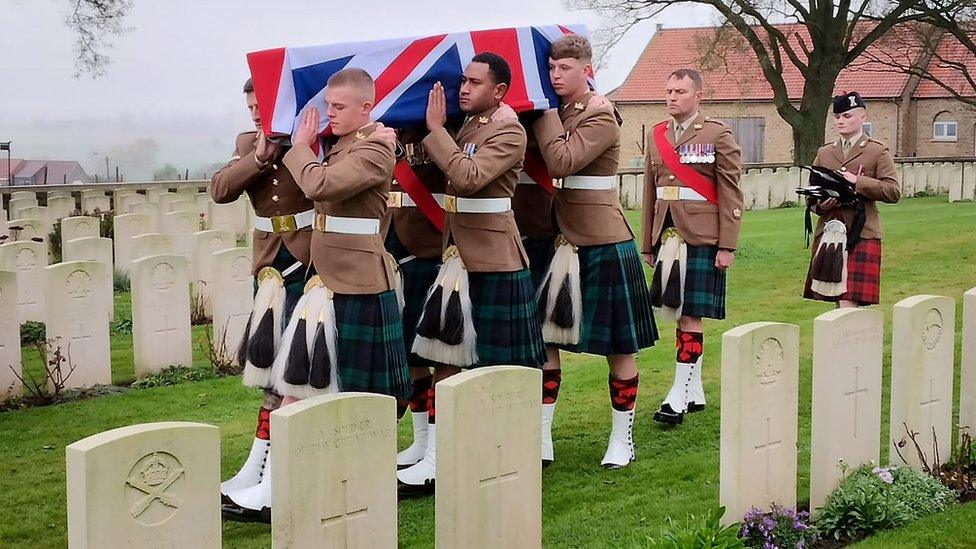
[332, 290, 411, 399]
[522, 235, 557, 291]
[384, 229, 441, 367]
[468, 268, 546, 368]
[804, 237, 882, 305]
[656, 243, 727, 320]
[553, 240, 658, 356]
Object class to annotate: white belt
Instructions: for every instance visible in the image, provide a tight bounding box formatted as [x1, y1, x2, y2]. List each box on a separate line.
[557, 175, 617, 190]
[656, 186, 708, 202]
[444, 196, 511, 214]
[313, 214, 380, 235]
[388, 191, 446, 209]
[253, 209, 315, 233]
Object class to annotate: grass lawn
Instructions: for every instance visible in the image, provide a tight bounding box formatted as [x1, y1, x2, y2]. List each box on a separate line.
[1, 196, 974, 548]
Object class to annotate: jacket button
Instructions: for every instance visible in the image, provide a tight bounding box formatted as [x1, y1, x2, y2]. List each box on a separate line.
[272, 195, 279, 202]
[668, 174, 675, 181]
[272, 164, 278, 170]
[272, 179, 279, 186]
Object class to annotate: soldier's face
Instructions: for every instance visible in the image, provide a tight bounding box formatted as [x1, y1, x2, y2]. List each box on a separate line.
[459, 62, 506, 113]
[665, 76, 702, 119]
[834, 108, 867, 137]
[548, 57, 590, 99]
[325, 85, 373, 136]
[245, 92, 261, 130]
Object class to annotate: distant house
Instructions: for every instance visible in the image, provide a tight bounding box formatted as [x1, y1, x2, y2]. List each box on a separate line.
[0, 159, 91, 186]
[611, 23, 976, 166]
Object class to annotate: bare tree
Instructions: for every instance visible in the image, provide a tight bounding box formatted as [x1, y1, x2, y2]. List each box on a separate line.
[571, 1, 930, 163]
[65, 0, 134, 78]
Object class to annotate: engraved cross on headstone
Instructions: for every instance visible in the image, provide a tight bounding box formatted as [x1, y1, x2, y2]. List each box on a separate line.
[844, 366, 870, 439]
[920, 378, 941, 429]
[155, 311, 180, 348]
[321, 478, 367, 546]
[479, 443, 520, 540]
[753, 417, 783, 498]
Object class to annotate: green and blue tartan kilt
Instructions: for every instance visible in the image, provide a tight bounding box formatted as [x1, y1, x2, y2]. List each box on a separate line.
[384, 229, 441, 367]
[552, 240, 659, 356]
[331, 290, 411, 399]
[522, 235, 556, 292]
[252, 243, 308, 327]
[467, 268, 547, 368]
[670, 243, 727, 320]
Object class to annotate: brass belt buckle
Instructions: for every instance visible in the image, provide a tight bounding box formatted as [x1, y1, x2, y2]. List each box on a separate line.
[270, 214, 298, 233]
[444, 195, 458, 213]
[388, 191, 403, 208]
[662, 186, 680, 201]
[313, 213, 327, 232]
[552, 178, 564, 189]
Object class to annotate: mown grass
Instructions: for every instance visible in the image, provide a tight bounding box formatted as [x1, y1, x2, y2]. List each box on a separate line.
[0, 196, 974, 547]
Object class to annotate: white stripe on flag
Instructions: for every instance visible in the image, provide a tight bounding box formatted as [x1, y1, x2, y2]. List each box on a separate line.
[517, 26, 549, 110]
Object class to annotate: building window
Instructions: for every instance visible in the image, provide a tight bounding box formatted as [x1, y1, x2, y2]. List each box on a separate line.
[933, 112, 958, 142]
[861, 122, 873, 137]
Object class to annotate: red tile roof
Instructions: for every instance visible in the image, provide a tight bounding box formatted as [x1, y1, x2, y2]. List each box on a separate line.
[915, 32, 976, 98]
[614, 23, 915, 103]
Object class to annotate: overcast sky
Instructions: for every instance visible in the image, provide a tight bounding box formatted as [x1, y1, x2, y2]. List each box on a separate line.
[0, 0, 717, 180]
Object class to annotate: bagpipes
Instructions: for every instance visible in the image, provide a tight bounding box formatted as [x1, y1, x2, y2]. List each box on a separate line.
[797, 166, 866, 297]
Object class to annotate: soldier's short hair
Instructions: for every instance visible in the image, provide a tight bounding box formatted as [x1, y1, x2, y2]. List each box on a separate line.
[472, 52, 512, 88]
[243, 78, 254, 94]
[327, 68, 376, 101]
[551, 35, 592, 63]
[668, 68, 703, 91]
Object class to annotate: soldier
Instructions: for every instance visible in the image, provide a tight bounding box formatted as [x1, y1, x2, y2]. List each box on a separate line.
[222, 68, 408, 522]
[397, 52, 546, 495]
[210, 78, 313, 512]
[531, 35, 657, 469]
[803, 91, 901, 307]
[512, 126, 557, 290]
[641, 68, 743, 427]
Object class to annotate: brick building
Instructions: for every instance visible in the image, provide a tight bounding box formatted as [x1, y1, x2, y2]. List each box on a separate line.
[610, 23, 976, 166]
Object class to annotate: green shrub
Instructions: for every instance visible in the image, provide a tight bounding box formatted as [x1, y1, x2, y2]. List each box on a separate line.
[113, 270, 130, 293]
[48, 225, 62, 263]
[815, 464, 956, 542]
[130, 364, 219, 389]
[111, 317, 133, 336]
[20, 321, 46, 346]
[634, 506, 744, 549]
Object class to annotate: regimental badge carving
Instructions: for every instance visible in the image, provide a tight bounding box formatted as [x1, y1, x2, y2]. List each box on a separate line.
[754, 338, 784, 387]
[128, 219, 145, 232]
[923, 308, 943, 351]
[15, 248, 36, 271]
[231, 256, 251, 282]
[66, 270, 93, 299]
[77, 221, 93, 233]
[124, 451, 185, 525]
[208, 236, 225, 252]
[151, 262, 175, 290]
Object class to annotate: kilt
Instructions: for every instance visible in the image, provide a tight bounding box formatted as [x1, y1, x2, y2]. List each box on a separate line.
[332, 290, 411, 399]
[522, 235, 556, 291]
[467, 268, 546, 368]
[553, 240, 658, 356]
[804, 237, 882, 305]
[653, 243, 727, 319]
[384, 229, 441, 367]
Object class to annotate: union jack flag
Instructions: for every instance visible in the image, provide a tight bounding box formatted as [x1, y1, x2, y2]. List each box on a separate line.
[246, 24, 591, 136]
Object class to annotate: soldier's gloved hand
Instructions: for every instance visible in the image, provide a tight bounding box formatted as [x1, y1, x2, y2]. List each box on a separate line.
[818, 198, 839, 212]
[587, 94, 613, 112]
[292, 107, 321, 147]
[492, 102, 517, 122]
[371, 123, 398, 151]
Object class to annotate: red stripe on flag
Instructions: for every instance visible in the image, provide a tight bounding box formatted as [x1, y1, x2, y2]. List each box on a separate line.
[374, 35, 446, 105]
[522, 149, 554, 194]
[471, 29, 531, 112]
[393, 161, 445, 232]
[557, 25, 574, 35]
[246, 48, 287, 137]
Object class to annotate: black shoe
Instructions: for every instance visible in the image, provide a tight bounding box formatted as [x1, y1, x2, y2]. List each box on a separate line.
[397, 478, 435, 499]
[542, 459, 553, 469]
[220, 493, 232, 505]
[396, 462, 421, 471]
[653, 403, 684, 425]
[687, 402, 706, 413]
[221, 502, 271, 524]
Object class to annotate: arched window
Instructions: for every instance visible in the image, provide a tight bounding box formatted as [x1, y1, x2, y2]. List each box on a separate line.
[933, 111, 958, 142]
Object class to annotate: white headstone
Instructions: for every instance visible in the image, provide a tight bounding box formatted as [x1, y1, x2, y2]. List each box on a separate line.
[66, 422, 221, 549]
[191, 230, 235, 315]
[436, 366, 542, 549]
[131, 254, 192, 376]
[45, 261, 111, 389]
[740, 169, 757, 211]
[963, 162, 976, 201]
[0, 271, 21, 400]
[11, 191, 36, 201]
[162, 211, 198, 271]
[720, 322, 799, 523]
[902, 163, 917, 197]
[130, 233, 174, 263]
[957, 289, 976, 437]
[145, 187, 165, 203]
[80, 195, 111, 215]
[120, 193, 148, 214]
[6, 218, 46, 241]
[271, 393, 398, 549]
[60, 216, 101, 252]
[113, 213, 151, 274]
[211, 247, 253, 362]
[948, 162, 965, 202]
[63, 236, 115, 322]
[195, 194, 210, 226]
[810, 308, 883, 510]
[167, 200, 195, 214]
[890, 295, 955, 469]
[48, 196, 77, 220]
[158, 193, 182, 212]
[752, 168, 772, 211]
[209, 200, 247, 236]
[0, 240, 48, 322]
[130, 202, 161, 232]
[937, 162, 953, 194]
[18, 206, 51, 231]
[8, 197, 38, 220]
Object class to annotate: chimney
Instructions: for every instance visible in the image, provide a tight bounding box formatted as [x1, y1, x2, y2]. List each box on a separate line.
[656, 23, 664, 32]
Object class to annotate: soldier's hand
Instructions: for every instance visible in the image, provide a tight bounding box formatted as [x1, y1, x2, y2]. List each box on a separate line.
[492, 102, 517, 122]
[715, 249, 735, 270]
[587, 94, 613, 112]
[292, 107, 320, 147]
[371, 123, 397, 151]
[641, 253, 655, 267]
[426, 82, 447, 132]
[841, 170, 858, 184]
[818, 198, 839, 211]
[254, 131, 280, 163]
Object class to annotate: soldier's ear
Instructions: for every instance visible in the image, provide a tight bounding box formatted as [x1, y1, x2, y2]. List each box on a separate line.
[494, 82, 509, 101]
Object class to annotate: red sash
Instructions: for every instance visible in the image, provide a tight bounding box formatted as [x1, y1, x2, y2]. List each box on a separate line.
[393, 160, 445, 232]
[521, 148, 555, 194]
[653, 122, 718, 205]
